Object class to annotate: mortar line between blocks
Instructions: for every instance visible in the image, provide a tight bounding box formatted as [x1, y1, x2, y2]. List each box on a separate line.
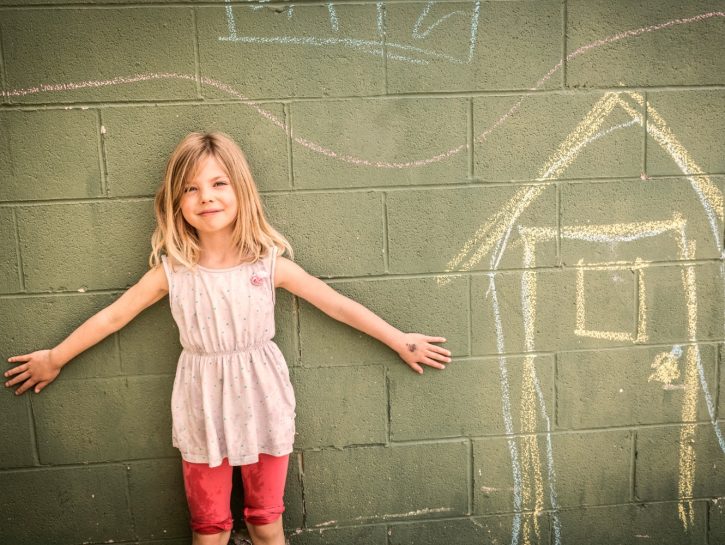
[97, 109, 108, 196]
[294, 295, 302, 366]
[380, 1, 388, 94]
[114, 331, 123, 374]
[634, 268, 640, 343]
[715, 343, 721, 421]
[298, 452, 308, 528]
[285, 103, 295, 189]
[630, 429, 637, 502]
[467, 274, 472, 356]
[123, 464, 140, 541]
[192, 7, 203, 99]
[11, 208, 25, 291]
[0, 21, 7, 100]
[553, 352, 559, 429]
[642, 90, 648, 176]
[556, 181, 561, 266]
[467, 97, 474, 180]
[561, 0, 567, 89]
[385, 365, 392, 444]
[467, 438, 473, 516]
[382, 192, 389, 273]
[26, 392, 41, 465]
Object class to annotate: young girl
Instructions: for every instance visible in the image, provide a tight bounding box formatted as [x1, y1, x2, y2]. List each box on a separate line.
[4, 131, 452, 545]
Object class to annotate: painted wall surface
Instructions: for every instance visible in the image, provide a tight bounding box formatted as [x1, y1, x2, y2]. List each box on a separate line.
[1, 1, 724, 544]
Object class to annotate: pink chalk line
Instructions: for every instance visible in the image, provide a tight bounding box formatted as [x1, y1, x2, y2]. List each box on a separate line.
[2, 10, 722, 170]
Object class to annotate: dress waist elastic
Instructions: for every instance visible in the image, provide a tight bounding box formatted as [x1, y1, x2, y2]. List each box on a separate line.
[182, 340, 273, 357]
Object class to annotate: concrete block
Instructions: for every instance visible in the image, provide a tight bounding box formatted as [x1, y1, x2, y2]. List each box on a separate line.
[644, 262, 725, 343]
[647, 91, 725, 176]
[33, 376, 176, 464]
[473, 430, 632, 513]
[387, 184, 557, 273]
[0, 390, 34, 468]
[0, 208, 20, 293]
[288, 525, 387, 545]
[0, 293, 121, 380]
[561, 178, 723, 263]
[303, 442, 469, 526]
[473, 92, 643, 182]
[0, 109, 102, 201]
[17, 201, 155, 291]
[556, 501, 707, 545]
[299, 275, 466, 366]
[389, 355, 554, 440]
[0, 465, 134, 544]
[291, 98, 468, 189]
[566, 0, 725, 87]
[471, 269, 640, 355]
[103, 103, 290, 197]
[1, 8, 196, 103]
[127, 458, 190, 540]
[197, 4, 385, 99]
[636, 423, 725, 501]
[558, 344, 718, 429]
[119, 297, 181, 375]
[264, 191, 384, 278]
[386, 0, 561, 93]
[388, 514, 550, 545]
[291, 365, 386, 449]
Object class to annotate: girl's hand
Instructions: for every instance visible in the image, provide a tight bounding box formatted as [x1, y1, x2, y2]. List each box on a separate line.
[4, 349, 61, 395]
[397, 333, 452, 374]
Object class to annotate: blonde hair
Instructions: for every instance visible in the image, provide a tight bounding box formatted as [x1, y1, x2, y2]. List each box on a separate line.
[149, 131, 293, 270]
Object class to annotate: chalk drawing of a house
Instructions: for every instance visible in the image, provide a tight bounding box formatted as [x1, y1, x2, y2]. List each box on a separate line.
[436, 90, 724, 545]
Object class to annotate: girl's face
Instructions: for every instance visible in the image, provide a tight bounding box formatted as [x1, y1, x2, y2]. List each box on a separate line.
[180, 155, 239, 238]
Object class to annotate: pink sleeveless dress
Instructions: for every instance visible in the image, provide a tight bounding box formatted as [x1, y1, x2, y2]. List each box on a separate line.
[160, 246, 296, 468]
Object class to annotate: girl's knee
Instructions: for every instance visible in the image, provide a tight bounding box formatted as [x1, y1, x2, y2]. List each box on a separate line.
[245, 508, 283, 527]
[246, 516, 283, 540]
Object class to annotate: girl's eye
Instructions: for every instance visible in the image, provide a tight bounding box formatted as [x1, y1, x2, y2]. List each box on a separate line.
[214, 181, 228, 187]
[184, 186, 197, 193]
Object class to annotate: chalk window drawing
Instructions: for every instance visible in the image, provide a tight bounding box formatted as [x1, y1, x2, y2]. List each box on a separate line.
[219, 0, 482, 65]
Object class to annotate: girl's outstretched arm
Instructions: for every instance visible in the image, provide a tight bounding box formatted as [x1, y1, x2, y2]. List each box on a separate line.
[4, 265, 169, 395]
[275, 257, 451, 374]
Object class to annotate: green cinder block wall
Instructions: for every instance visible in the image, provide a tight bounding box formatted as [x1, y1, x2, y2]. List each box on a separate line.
[1, 1, 724, 544]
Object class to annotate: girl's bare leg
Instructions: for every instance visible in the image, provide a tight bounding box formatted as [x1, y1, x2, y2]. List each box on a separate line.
[191, 529, 232, 545]
[246, 518, 285, 545]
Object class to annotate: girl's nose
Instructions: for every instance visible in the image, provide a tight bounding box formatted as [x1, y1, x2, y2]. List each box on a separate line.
[200, 188, 214, 203]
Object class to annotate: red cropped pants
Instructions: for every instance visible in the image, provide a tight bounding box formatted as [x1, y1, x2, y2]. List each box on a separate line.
[181, 454, 289, 534]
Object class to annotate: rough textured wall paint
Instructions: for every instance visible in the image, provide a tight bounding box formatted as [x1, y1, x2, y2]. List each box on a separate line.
[0, 1, 724, 544]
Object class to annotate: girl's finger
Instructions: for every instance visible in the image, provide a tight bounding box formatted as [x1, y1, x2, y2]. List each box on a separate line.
[421, 356, 445, 370]
[15, 378, 37, 396]
[7, 354, 31, 363]
[409, 361, 424, 374]
[426, 350, 451, 363]
[5, 363, 29, 378]
[35, 381, 49, 394]
[427, 345, 452, 358]
[425, 336, 447, 343]
[6, 371, 31, 388]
